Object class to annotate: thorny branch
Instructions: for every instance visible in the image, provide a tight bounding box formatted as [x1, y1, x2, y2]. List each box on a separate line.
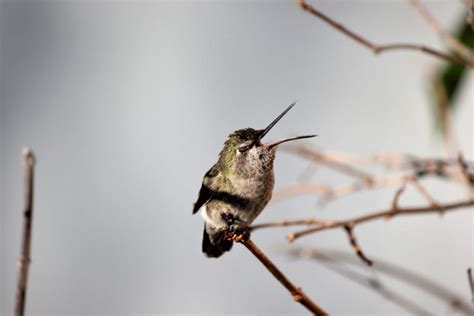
[15, 148, 36, 316]
[297, 0, 474, 67]
[227, 232, 328, 315]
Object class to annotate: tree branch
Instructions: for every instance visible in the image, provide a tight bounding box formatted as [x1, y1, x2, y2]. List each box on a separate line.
[288, 247, 474, 315]
[274, 146, 473, 204]
[410, 0, 473, 60]
[288, 145, 374, 181]
[250, 218, 335, 231]
[468, 267, 474, 303]
[232, 233, 328, 315]
[15, 148, 36, 316]
[391, 182, 407, 210]
[343, 224, 373, 266]
[287, 199, 474, 242]
[298, 0, 474, 67]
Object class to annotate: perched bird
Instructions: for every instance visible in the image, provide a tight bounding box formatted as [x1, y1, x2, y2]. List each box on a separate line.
[192, 102, 316, 258]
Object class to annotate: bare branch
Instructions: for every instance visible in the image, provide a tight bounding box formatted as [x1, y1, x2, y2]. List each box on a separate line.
[391, 182, 407, 211]
[344, 224, 373, 266]
[410, 0, 473, 60]
[15, 148, 36, 316]
[298, 0, 474, 67]
[250, 218, 333, 232]
[458, 153, 474, 190]
[275, 146, 472, 204]
[468, 267, 474, 303]
[271, 183, 331, 203]
[231, 233, 328, 315]
[409, 178, 445, 215]
[285, 148, 411, 167]
[287, 199, 473, 242]
[289, 145, 374, 181]
[288, 247, 474, 315]
[465, 0, 474, 30]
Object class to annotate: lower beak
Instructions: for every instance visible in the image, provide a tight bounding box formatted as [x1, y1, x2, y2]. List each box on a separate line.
[268, 134, 317, 149]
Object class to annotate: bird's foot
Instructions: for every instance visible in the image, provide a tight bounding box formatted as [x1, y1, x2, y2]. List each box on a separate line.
[221, 213, 250, 242]
[231, 228, 251, 242]
[224, 226, 250, 242]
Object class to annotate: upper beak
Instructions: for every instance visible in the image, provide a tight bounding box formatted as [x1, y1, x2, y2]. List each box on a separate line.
[255, 102, 316, 148]
[258, 102, 296, 141]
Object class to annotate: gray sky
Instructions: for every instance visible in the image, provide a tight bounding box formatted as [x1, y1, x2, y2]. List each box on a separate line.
[1, 1, 472, 315]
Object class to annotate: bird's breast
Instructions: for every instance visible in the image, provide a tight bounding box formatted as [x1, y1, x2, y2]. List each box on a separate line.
[230, 170, 274, 203]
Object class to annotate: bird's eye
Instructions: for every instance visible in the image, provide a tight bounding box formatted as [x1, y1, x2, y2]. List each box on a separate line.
[238, 143, 252, 152]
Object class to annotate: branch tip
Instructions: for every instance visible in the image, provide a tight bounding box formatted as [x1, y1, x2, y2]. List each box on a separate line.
[298, 0, 474, 67]
[343, 224, 373, 266]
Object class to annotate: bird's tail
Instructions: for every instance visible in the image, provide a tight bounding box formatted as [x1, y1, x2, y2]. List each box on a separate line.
[202, 224, 233, 258]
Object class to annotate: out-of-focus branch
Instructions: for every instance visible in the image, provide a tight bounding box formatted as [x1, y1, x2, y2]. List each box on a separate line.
[458, 153, 474, 191]
[409, 178, 445, 214]
[265, 145, 474, 265]
[290, 145, 374, 181]
[229, 233, 328, 315]
[250, 218, 334, 231]
[468, 267, 474, 303]
[15, 148, 36, 316]
[465, 0, 474, 29]
[410, 0, 473, 60]
[288, 247, 474, 315]
[297, 0, 474, 67]
[273, 145, 473, 204]
[391, 182, 407, 210]
[343, 224, 373, 266]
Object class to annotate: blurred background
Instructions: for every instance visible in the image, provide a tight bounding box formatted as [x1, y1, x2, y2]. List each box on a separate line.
[0, 0, 472, 315]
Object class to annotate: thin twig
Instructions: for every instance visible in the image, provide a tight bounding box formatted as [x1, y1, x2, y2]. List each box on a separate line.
[250, 218, 334, 231]
[274, 147, 471, 204]
[409, 178, 445, 215]
[15, 148, 36, 316]
[285, 147, 411, 167]
[235, 235, 328, 315]
[290, 145, 374, 181]
[272, 172, 412, 203]
[298, 0, 474, 67]
[286, 199, 473, 242]
[343, 224, 373, 266]
[410, 0, 473, 60]
[391, 182, 407, 211]
[465, 0, 474, 30]
[288, 247, 474, 315]
[458, 153, 474, 188]
[468, 267, 474, 303]
[271, 183, 331, 204]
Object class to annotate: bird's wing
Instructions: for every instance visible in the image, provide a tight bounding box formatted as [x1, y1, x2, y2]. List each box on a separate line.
[192, 164, 220, 214]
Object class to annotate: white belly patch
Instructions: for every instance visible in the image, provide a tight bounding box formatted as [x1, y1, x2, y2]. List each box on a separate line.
[200, 204, 211, 224]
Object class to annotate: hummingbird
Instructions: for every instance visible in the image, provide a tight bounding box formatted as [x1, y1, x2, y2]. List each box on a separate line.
[192, 102, 316, 258]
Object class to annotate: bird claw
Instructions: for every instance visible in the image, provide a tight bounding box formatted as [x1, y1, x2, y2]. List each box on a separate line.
[221, 213, 250, 241]
[225, 227, 250, 242]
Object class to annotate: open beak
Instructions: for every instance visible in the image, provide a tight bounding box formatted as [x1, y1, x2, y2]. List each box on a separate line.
[268, 134, 317, 149]
[255, 101, 316, 148]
